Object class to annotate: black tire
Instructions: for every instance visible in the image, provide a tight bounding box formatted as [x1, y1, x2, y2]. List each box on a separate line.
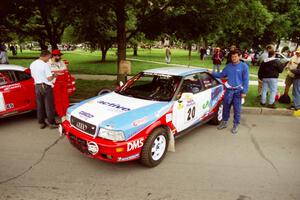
[97, 88, 112, 96]
[140, 128, 169, 167]
[210, 101, 223, 125]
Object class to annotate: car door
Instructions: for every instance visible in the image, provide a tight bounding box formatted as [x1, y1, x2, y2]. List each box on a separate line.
[0, 70, 18, 113]
[14, 70, 36, 110]
[0, 70, 31, 114]
[199, 72, 223, 112]
[172, 73, 210, 132]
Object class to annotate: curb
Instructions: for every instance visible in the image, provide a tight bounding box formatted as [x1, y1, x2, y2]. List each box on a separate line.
[242, 107, 293, 116]
[70, 98, 295, 116]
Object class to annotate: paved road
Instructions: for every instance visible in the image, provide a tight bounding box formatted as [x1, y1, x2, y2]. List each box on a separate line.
[0, 113, 299, 200]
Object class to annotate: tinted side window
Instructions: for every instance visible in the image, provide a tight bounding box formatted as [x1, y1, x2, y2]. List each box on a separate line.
[0, 70, 15, 86]
[180, 73, 203, 94]
[199, 72, 219, 89]
[14, 70, 31, 81]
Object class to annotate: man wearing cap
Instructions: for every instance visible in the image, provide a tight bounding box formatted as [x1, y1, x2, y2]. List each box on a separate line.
[212, 47, 223, 72]
[30, 50, 58, 129]
[48, 49, 67, 71]
[48, 49, 70, 119]
[283, 48, 300, 97]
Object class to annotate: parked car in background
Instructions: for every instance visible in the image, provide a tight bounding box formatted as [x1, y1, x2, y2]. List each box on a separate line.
[0, 65, 36, 118]
[256, 51, 290, 66]
[60, 67, 225, 167]
[0, 64, 75, 118]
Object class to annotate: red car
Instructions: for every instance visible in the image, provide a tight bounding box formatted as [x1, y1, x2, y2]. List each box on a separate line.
[0, 64, 75, 118]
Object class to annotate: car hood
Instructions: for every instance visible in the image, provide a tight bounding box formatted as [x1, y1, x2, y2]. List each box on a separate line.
[68, 92, 172, 140]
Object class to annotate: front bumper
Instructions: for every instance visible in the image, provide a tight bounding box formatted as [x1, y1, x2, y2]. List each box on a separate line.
[60, 120, 144, 163]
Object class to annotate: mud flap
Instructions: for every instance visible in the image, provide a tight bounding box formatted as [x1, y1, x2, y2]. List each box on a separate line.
[167, 131, 175, 152]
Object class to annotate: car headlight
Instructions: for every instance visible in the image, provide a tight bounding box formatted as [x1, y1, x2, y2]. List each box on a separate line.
[98, 128, 125, 141]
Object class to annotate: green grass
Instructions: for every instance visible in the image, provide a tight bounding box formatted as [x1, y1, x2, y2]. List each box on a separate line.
[8, 49, 290, 108]
[244, 85, 291, 108]
[7, 48, 269, 78]
[72, 79, 292, 108]
[71, 79, 117, 99]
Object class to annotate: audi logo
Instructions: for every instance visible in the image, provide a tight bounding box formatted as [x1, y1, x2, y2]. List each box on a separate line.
[76, 122, 88, 131]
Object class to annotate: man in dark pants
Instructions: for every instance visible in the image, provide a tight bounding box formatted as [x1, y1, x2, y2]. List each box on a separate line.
[212, 50, 249, 134]
[30, 50, 58, 129]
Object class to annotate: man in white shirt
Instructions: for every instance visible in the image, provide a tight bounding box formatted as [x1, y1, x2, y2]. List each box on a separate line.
[30, 50, 58, 129]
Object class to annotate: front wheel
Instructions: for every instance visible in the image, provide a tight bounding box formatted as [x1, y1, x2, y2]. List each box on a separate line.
[97, 88, 112, 96]
[210, 102, 223, 125]
[140, 128, 169, 167]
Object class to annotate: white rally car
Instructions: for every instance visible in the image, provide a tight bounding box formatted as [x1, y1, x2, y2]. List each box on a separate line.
[60, 67, 224, 167]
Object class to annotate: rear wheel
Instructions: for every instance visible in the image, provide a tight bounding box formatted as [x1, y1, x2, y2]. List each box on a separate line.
[210, 102, 223, 125]
[140, 128, 169, 167]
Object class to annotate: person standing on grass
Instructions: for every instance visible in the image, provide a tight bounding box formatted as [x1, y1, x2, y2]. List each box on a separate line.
[257, 44, 275, 98]
[165, 46, 171, 64]
[212, 50, 249, 134]
[30, 50, 58, 129]
[258, 49, 284, 109]
[212, 47, 223, 72]
[289, 63, 300, 111]
[0, 45, 9, 64]
[200, 47, 206, 60]
[283, 48, 300, 97]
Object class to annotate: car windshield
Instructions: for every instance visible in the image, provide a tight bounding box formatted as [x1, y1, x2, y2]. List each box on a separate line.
[116, 72, 182, 101]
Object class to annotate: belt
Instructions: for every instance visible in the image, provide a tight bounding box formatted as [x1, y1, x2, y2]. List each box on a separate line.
[225, 82, 242, 90]
[36, 83, 51, 87]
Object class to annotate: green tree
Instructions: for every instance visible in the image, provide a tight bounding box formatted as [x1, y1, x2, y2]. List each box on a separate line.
[71, 0, 117, 62]
[3, 0, 78, 49]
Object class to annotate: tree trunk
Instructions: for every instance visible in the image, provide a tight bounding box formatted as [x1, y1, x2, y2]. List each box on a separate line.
[276, 39, 281, 51]
[188, 43, 192, 60]
[100, 46, 109, 62]
[133, 44, 138, 56]
[115, 0, 127, 83]
[50, 42, 58, 50]
[38, 40, 48, 50]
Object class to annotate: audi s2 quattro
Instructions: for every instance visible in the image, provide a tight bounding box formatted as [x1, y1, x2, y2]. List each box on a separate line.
[60, 67, 225, 167]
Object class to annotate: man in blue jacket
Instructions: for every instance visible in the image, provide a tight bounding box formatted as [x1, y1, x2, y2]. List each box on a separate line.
[212, 50, 249, 134]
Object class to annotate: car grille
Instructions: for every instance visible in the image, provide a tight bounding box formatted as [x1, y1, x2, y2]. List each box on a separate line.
[68, 133, 91, 155]
[70, 116, 97, 136]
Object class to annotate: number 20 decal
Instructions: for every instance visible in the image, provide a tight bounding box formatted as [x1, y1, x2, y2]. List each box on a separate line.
[187, 106, 196, 121]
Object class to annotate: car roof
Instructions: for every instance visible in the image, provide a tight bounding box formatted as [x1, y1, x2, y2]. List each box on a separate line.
[143, 67, 208, 77]
[0, 64, 26, 71]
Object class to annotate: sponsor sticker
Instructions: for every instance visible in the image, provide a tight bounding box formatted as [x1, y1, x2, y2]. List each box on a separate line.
[127, 138, 144, 151]
[117, 153, 140, 162]
[87, 141, 99, 155]
[79, 110, 94, 120]
[97, 100, 131, 112]
[202, 100, 209, 109]
[0, 83, 22, 91]
[177, 102, 184, 110]
[132, 117, 147, 126]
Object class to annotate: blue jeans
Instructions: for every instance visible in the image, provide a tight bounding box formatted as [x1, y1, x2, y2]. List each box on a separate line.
[261, 78, 278, 104]
[213, 64, 221, 73]
[223, 89, 242, 124]
[293, 79, 300, 109]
